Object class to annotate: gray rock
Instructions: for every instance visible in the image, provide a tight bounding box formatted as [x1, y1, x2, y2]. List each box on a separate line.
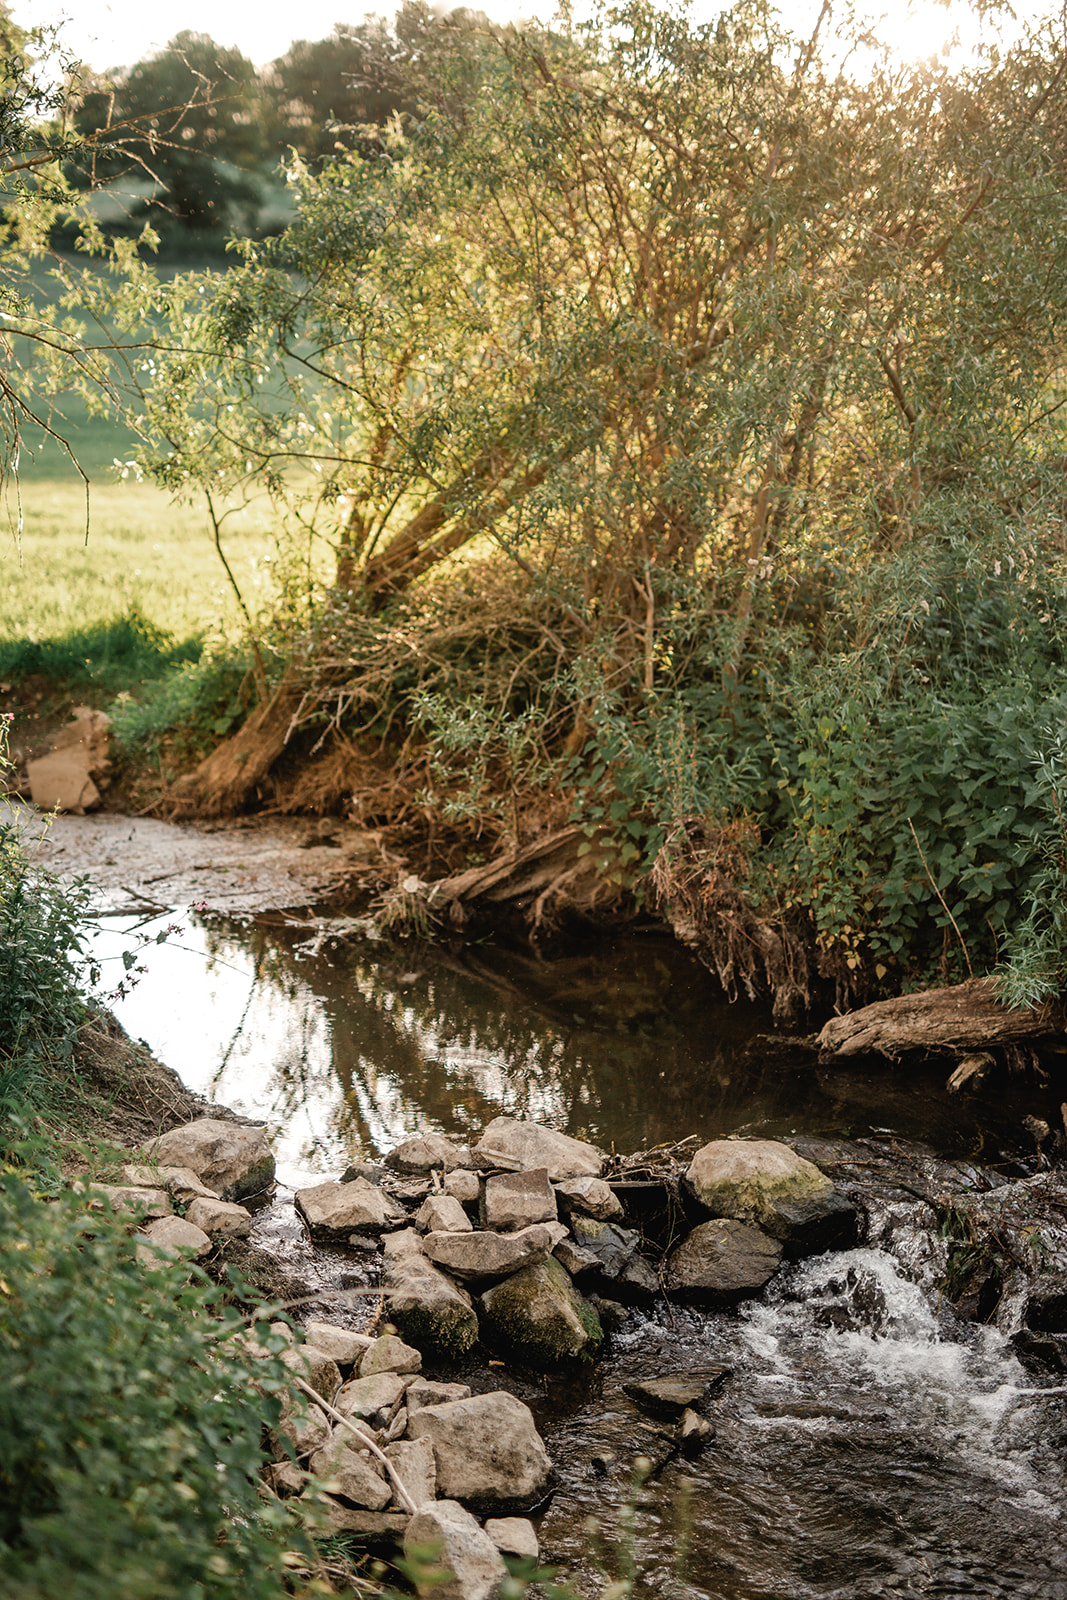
[484, 1168, 557, 1231]
[335, 1371, 412, 1427]
[386, 1134, 471, 1173]
[484, 1517, 539, 1562]
[273, 1395, 331, 1460]
[554, 1174, 623, 1221]
[479, 1256, 603, 1367]
[473, 1117, 604, 1180]
[309, 1431, 392, 1510]
[311, 1495, 410, 1541]
[443, 1169, 481, 1208]
[384, 1249, 480, 1360]
[569, 1216, 660, 1302]
[406, 1378, 473, 1416]
[121, 1163, 221, 1202]
[423, 1222, 567, 1283]
[384, 1226, 428, 1261]
[263, 1459, 308, 1495]
[360, 1334, 422, 1377]
[416, 1193, 473, 1234]
[185, 1195, 253, 1239]
[665, 1218, 783, 1305]
[685, 1139, 856, 1256]
[135, 1214, 212, 1262]
[303, 1322, 375, 1367]
[281, 1344, 343, 1405]
[621, 1372, 730, 1419]
[89, 1182, 172, 1218]
[403, 1500, 507, 1600]
[553, 1237, 601, 1278]
[407, 1392, 553, 1509]
[295, 1176, 406, 1239]
[142, 1118, 275, 1202]
[385, 1435, 437, 1509]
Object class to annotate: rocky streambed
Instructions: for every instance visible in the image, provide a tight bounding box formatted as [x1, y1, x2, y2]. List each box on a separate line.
[89, 1101, 1067, 1599]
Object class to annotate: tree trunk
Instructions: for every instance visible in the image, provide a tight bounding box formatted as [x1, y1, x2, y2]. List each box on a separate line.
[817, 977, 1066, 1060]
[168, 673, 307, 817]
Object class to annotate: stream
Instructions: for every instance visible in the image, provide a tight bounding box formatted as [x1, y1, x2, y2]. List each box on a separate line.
[90, 908, 1067, 1598]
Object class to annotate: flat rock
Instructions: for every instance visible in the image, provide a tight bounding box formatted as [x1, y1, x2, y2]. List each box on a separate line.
[136, 1214, 211, 1261]
[554, 1174, 623, 1221]
[384, 1250, 479, 1360]
[685, 1139, 856, 1256]
[484, 1516, 539, 1561]
[295, 1176, 406, 1238]
[360, 1333, 422, 1377]
[665, 1218, 782, 1305]
[473, 1117, 604, 1180]
[621, 1372, 731, 1419]
[142, 1118, 275, 1202]
[335, 1371, 412, 1427]
[403, 1500, 507, 1600]
[423, 1222, 567, 1283]
[416, 1193, 473, 1234]
[185, 1195, 253, 1239]
[309, 1431, 391, 1510]
[484, 1167, 557, 1231]
[89, 1183, 172, 1218]
[121, 1163, 221, 1202]
[479, 1256, 603, 1367]
[311, 1496, 410, 1541]
[386, 1134, 471, 1173]
[303, 1321, 375, 1366]
[406, 1378, 473, 1416]
[407, 1391, 553, 1509]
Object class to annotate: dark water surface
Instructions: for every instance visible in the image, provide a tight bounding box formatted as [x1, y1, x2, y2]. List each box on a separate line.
[93, 912, 1067, 1597]
[96, 912, 1055, 1186]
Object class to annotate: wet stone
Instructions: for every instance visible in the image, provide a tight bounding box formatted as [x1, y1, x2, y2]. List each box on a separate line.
[569, 1216, 660, 1302]
[479, 1256, 604, 1367]
[665, 1218, 783, 1305]
[621, 1373, 730, 1419]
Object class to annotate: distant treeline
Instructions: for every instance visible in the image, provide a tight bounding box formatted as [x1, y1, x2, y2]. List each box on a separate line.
[67, 3, 492, 248]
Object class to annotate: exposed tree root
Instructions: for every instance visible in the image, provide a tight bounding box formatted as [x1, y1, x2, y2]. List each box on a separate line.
[168, 674, 307, 817]
[426, 824, 628, 932]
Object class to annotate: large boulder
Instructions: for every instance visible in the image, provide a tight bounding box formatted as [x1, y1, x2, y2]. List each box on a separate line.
[473, 1118, 604, 1181]
[141, 1118, 274, 1202]
[407, 1391, 553, 1510]
[665, 1218, 782, 1305]
[422, 1222, 566, 1283]
[484, 1168, 557, 1231]
[295, 1176, 406, 1239]
[403, 1500, 507, 1600]
[479, 1256, 603, 1367]
[685, 1139, 856, 1256]
[383, 1236, 479, 1359]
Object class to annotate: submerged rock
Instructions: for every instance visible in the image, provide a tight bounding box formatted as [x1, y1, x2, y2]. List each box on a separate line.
[666, 1218, 782, 1304]
[142, 1118, 275, 1202]
[473, 1117, 604, 1180]
[403, 1500, 507, 1600]
[685, 1139, 856, 1256]
[621, 1372, 730, 1419]
[479, 1256, 603, 1367]
[407, 1391, 553, 1510]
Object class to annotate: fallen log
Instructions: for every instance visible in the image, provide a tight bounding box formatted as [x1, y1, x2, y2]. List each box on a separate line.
[817, 976, 1066, 1060]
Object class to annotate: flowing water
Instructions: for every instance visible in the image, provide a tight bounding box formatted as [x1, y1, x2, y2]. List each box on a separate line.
[90, 909, 1067, 1596]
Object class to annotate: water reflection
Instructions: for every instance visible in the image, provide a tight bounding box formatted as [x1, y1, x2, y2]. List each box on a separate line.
[91, 911, 1050, 1188]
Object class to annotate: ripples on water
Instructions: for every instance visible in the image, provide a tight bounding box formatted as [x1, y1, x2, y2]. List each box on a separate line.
[537, 1248, 1067, 1599]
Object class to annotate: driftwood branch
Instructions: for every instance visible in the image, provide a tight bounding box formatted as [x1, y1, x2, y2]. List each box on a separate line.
[817, 976, 1066, 1060]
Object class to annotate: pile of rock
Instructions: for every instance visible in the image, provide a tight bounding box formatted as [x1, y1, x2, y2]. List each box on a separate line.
[262, 1316, 548, 1596]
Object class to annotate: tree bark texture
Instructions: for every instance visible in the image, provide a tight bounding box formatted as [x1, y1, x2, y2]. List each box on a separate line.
[817, 977, 1066, 1060]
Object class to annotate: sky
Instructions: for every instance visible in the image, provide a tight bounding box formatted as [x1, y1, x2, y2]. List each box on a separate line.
[12, 0, 1049, 74]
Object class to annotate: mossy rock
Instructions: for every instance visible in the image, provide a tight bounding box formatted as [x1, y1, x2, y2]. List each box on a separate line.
[479, 1256, 603, 1367]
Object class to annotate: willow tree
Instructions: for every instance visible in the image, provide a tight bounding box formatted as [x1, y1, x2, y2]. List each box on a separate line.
[132, 0, 1067, 813]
